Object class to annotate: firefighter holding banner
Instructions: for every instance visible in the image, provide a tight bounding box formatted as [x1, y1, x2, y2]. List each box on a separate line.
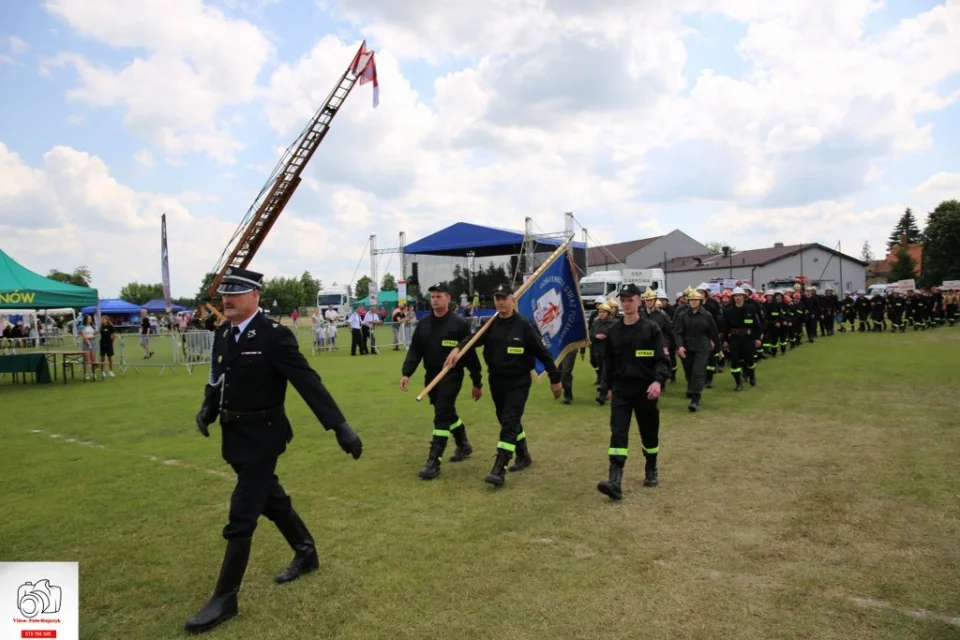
[444, 283, 563, 488]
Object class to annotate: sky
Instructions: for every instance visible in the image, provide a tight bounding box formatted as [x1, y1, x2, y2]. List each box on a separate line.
[1, 0, 958, 298]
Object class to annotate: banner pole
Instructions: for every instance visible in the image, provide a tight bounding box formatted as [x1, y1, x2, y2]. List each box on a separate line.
[415, 239, 571, 402]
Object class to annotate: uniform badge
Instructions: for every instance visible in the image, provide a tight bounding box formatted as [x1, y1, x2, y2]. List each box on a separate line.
[247, 329, 256, 338]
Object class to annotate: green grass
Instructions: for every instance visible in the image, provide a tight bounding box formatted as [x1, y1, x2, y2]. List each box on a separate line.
[2, 325, 959, 639]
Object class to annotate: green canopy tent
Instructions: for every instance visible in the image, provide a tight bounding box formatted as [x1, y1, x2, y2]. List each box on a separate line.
[0, 248, 99, 308]
[352, 290, 400, 313]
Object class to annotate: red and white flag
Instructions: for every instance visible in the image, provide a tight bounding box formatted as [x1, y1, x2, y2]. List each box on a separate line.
[350, 41, 380, 108]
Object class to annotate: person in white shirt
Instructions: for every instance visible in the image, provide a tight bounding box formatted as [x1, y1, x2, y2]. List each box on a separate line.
[362, 307, 381, 355]
[348, 308, 366, 355]
[323, 305, 339, 349]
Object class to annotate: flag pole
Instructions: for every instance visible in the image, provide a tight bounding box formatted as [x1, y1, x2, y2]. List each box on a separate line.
[416, 239, 572, 402]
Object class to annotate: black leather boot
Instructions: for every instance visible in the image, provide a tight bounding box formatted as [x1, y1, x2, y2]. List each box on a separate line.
[643, 453, 658, 487]
[449, 425, 473, 462]
[273, 511, 320, 584]
[184, 537, 251, 634]
[688, 395, 701, 412]
[597, 459, 624, 500]
[562, 387, 573, 404]
[418, 437, 446, 479]
[508, 438, 532, 472]
[733, 372, 743, 391]
[749, 369, 757, 387]
[484, 448, 512, 487]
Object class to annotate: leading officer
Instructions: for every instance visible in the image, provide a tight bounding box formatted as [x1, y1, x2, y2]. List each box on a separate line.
[401, 282, 483, 479]
[186, 267, 363, 634]
[445, 283, 563, 488]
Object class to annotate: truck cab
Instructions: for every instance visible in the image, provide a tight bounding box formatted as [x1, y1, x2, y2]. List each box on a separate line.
[315, 288, 352, 325]
[579, 269, 666, 309]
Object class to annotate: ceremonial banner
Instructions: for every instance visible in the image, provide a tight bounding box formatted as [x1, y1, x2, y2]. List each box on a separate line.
[516, 250, 589, 377]
[161, 214, 172, 313]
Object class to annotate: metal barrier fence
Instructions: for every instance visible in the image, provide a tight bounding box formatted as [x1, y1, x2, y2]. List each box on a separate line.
[307, 321, 418, 355]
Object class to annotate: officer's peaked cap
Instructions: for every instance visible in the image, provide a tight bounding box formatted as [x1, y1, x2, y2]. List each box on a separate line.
[492, 283, 514, 297]
[619, 283, 643, 297]
[218, 267, 263, 295]
[428, 282, 450, 293]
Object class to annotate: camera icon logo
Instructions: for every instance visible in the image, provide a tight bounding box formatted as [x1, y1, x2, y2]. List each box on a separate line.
[17, 579, 62, 619]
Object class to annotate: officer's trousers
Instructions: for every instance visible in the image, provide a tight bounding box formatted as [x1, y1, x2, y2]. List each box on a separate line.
[608, 383, 659, 465]
[889, 311, 903, 331]
[681, 349, 709, 398]
[560, 351, 576, 395]
[762, 323, 778, 354]
[224, 455, 293, 540]
[427, 371, 464, 434]
[805, 316, 818, 341]
[351, 328, 365, 355]
[490, 374, 531, 452]
[728, 336, 755, 378]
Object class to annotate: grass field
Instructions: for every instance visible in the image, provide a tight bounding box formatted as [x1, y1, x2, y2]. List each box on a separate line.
[2, 325, 959, 639]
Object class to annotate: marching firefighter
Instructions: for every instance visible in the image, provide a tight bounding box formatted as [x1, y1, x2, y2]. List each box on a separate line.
[792, 287, 806, 345]
[640, 287, 673, 390]
[802, 286, 821, 342]
[445, 283, 563, 488]
[946, 288, 959, 326]
[695, 283, 724, 386]
[870, 290, 886, 331]
[840, 291, 856, 332]
[590, 302, 617, 405]
[722, 287, 761, 390]
[186, 268, 363, 634]
[886, 290, 905, 332]
[400, 282, 483, 480]
[773, 291, 789, 354]
[761, 290, 780, 358]
[855, 290, 871, 332]
[596, 283, 671, 500]
[822, 287, 839, 336]
[673, 288, 720, 412]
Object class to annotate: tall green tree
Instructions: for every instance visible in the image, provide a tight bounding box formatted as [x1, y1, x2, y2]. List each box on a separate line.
[299, 271, 321, 308]
[195, 272, 218, 302]
[920, 200, 960, 287]
[260, 276, 305, 315]
[119, 282, 164, 305]
[47, 265, 92, 287]
[887, 246, 916, 283]
[704, 241, 738, 254]
[860, 241, 874, 262]
[355, 275, 371, 300]
[886, 208, 922, 251]
[381, 272, 398, 291]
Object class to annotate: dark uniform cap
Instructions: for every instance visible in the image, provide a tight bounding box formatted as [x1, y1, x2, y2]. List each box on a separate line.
[492, 283, 514, 297]
[618, 283, 642, 297]
[427, 282, 450, 293]
[217, 267, 264, 295]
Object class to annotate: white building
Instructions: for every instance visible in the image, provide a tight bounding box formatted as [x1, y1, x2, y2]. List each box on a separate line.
[587, 229, 708, 274]
[661, 243, 867, 296]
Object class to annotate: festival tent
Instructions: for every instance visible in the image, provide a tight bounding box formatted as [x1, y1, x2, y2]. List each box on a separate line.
[0, 248, 99, 308]
[142, 299, 188, 313]
[80, 299, 143, 315]
[404, 222, 585, 258]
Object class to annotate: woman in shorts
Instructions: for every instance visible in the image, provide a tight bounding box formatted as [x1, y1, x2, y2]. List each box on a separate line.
[80, 315, 99, 379]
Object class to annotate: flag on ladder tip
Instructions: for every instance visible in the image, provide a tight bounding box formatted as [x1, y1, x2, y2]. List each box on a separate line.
[351, 41, 380, 108]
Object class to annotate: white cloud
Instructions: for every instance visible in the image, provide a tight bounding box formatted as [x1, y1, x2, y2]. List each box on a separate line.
[914, 171, 960, 209]
[41, 0, 275, 162]
[133, 149, 155, 167]
[0, 35, 28, 65]
[7, 36, 28, 54]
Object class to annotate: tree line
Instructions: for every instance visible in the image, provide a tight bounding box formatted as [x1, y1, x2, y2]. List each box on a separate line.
[859, 199, 959, 287]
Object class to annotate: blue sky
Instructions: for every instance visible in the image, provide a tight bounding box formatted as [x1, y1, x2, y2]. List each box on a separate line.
[1, 0, 958, 297]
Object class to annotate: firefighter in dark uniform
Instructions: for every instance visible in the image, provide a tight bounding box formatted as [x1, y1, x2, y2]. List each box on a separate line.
[696, 283, 724, 387]
[186, 268, 363, 634]
[822, 287, 839, 335]
[840, 291, 856, 332]
[802, 286, 821, 342]
[640, 288, 672, 389]
[761, 290, 780, 358]
[870, 291, 886, 331]
[590, 303, 616, 405]
[445, 283, 563, 488]
[887, 290, 905, 332]
[946, 288, 959, 326]
[931, 286, 944, 327]
[673, 289, 719, 412]
[401, 282, 483, 480]
[597, 283, 670, 499]
[722, 287, 761, 391]
[773, 291, 789, 354]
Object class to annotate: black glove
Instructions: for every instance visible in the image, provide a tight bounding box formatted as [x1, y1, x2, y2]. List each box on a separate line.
[196, 384, 219, 438]
[333, 422, 363, 460]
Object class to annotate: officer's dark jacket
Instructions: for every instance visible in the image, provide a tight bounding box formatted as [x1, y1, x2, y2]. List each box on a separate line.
[822, 294, 840, 314]
[673, 307, 719, 352]
[602, 317, 670, 388]
[590, 316, 616, 359]
[704, 297, 725, 334]
[402, 311, 482, 386]
[745, 298, 765, 326]
[855, 296, 871, 315]
[802, 294, 821, 314]
[723, 303, 762, 340]
[886, 295, 904, 313]
[762, 299, 781, 324]
[459, 313, 562, 384]
[842, 296, 855, 313]
[641, 306, 672, 343]
[210, 311, 345, 463]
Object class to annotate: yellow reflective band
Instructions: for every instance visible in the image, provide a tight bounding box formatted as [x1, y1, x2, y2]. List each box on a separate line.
[433, 429, 451, 438]
[744, 319, 754, 324]
[441, 339, 458, 347]
[507, 346, 524, 354]
[517, 431, 526, 441]
[642, 446, 659, 454]
[635, 349, 654, 357]
[450, 419, 463, 430]
[730, 367, 742, 373]
[608, 448, 628, 457]
[497, 441, 517, 452]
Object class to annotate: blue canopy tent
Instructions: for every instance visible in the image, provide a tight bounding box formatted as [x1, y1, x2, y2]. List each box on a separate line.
[142, 299, 187, 313]
[404, 222, 585, 258]
[80, 299, 144, 315]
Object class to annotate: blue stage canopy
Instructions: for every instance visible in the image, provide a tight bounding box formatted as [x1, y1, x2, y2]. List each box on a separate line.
[404, 222, 585, 258]
[80, 298, 144, 315]
[142, 299, 188, 313]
